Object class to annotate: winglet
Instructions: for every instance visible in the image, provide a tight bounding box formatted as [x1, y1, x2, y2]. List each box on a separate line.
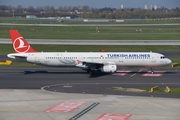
[9, 30, 37, 53]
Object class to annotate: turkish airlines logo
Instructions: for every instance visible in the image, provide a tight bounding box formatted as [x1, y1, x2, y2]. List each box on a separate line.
[13, 37, 30, 53]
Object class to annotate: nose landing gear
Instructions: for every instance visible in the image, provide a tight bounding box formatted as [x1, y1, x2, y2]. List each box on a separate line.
[150, 67, 154, 74]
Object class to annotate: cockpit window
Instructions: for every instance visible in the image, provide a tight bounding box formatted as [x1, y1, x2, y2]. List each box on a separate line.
[160, 56, 166, 59]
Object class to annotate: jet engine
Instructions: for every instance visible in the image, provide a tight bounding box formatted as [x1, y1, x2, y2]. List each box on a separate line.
[100, 64, 117, 73]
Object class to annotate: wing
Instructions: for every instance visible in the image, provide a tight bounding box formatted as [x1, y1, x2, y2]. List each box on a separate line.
[76, 60, 116, 69]
[83, 61, 115, 65]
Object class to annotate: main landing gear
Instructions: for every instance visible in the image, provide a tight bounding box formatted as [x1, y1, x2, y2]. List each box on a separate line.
[87, 68, 94, 75]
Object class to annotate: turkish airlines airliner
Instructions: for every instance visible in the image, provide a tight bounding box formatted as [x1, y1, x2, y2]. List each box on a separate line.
[7, 30, 172, 74]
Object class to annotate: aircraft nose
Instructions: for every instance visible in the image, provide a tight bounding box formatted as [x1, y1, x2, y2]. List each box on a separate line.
[167, 59, 172, 65]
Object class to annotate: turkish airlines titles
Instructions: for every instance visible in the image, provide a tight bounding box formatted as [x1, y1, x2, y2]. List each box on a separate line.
[107, 54, 151, 58]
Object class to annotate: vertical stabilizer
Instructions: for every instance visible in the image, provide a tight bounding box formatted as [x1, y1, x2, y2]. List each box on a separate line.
[9, 30, 37, 53]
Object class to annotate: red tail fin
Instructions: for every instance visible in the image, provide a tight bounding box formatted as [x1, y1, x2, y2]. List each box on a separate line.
[9, 30, 37, 53]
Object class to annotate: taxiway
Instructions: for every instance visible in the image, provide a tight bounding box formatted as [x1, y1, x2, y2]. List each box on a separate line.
[0, 66, 179, 98]
[1, 38, 180, 45]
[0, 66, 180, 120]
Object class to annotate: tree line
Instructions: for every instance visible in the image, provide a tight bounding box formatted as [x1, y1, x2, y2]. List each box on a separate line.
[0, 5, 180, 19]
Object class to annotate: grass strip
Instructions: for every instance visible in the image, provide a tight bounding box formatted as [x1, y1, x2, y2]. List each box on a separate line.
[0, 25, 179, 40]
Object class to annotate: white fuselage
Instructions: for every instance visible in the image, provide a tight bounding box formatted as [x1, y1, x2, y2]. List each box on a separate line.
[8, 52, 172, 68]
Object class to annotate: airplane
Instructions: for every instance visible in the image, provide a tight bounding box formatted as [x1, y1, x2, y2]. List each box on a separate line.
[7, 30, 172, 74]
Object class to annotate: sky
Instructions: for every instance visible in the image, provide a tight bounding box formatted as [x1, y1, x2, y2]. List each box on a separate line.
[1, 0, 180, 9]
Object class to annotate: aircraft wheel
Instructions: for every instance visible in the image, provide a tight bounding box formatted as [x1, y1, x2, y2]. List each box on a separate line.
[89, 70, 94, 75]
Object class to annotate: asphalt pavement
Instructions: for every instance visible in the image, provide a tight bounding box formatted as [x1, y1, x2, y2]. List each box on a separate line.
[1, 38, 180, 45]
[0, 66, 179, 98]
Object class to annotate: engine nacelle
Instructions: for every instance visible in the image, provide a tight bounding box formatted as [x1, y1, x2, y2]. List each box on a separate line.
[100, 64, 117, 73]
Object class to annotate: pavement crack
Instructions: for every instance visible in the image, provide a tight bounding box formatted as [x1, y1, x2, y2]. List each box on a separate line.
[128, 104, 138, 114]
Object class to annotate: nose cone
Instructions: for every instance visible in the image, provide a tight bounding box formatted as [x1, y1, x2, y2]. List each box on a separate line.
[167, 59, 172, 65]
